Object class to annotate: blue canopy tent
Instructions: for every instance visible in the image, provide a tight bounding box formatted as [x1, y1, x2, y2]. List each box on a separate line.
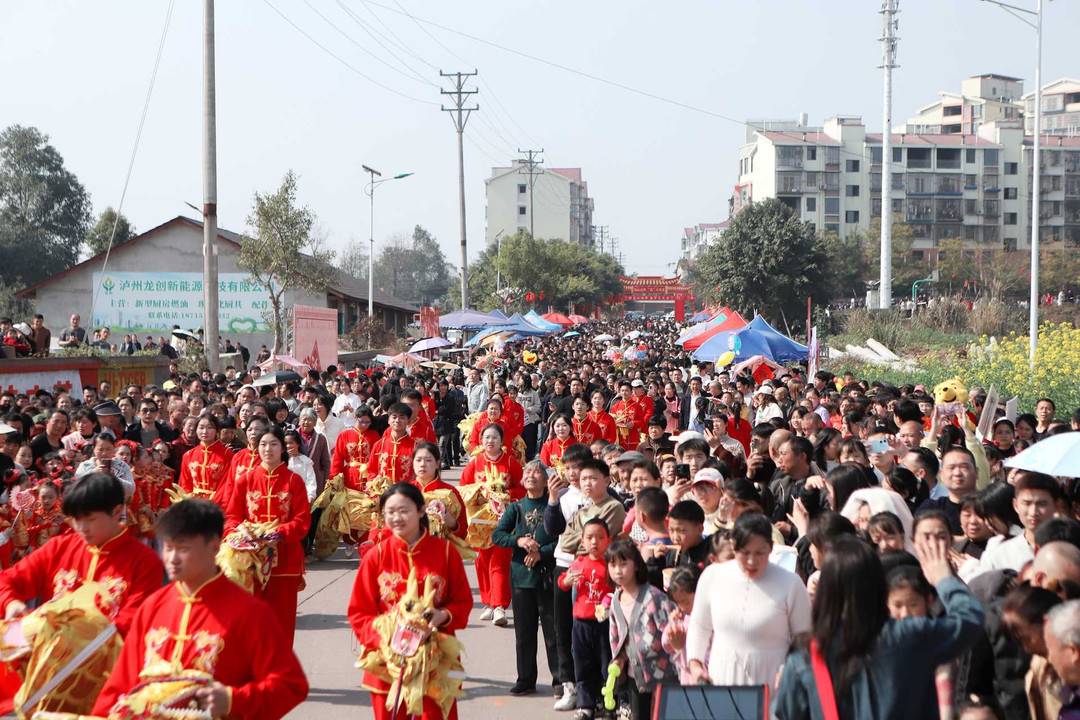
[524, 310, 563, 332]
[506, 313, 555, 335]
[488, 308, 509, 321]
[438, 309, 502, 330]
[692, 315, 808, 363]
[688, 309, 712, 323]
[464, 315, 551, 346]
[677, 310, 735, 346]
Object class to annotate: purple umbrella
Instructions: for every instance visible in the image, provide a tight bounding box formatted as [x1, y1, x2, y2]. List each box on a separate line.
[408, 337, 453, 353]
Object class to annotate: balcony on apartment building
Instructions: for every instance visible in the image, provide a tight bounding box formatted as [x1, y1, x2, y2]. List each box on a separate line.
[907, 198, 934, 223]
[1065, 152, 1080, 174]
[1065, 200, 1080, 223]
[937, 175, 963, 195]
[777, 171, 803, 193]
[1066, 225, 1080, 248]
[936, 198, 963, 222]
[776, 147, 804, 169]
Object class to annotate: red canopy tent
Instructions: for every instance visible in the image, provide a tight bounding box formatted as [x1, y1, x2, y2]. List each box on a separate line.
[542, 312, 574, 327]
[567, 314, 590, 325]
[682, 308, 748, 351]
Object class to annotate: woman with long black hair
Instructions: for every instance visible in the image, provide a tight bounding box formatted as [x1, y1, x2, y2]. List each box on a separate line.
[773, 534, 984, 719]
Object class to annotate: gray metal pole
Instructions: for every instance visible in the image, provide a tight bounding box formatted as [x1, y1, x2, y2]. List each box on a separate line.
[457, 127, 469, 309]
[202, 0, 220, 370]
[368, 177, 375, 318]
[879, 0, 897, 309]
[1029, 0, 1042, 368]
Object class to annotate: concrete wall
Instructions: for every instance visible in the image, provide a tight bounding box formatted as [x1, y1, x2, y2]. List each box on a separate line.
[485, 169, 573, 244]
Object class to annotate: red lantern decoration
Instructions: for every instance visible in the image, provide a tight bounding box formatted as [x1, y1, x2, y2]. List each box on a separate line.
[539, 291, 545, 301]
[525, 291, 536, 303]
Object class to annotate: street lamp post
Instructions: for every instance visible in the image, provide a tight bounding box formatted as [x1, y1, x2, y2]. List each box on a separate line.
[494, 229, 505, 292]
[361, 166, 414, 318]
[981, 0, 1043, 368]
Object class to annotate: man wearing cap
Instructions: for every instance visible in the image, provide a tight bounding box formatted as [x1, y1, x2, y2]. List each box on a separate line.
[94, 400, 126, 438]
[691, 467, 725, 534]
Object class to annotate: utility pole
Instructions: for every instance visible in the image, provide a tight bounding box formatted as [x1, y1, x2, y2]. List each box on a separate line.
[440, 70, 478, 309]
[517, 148, 544, 238]
[595, 225, 609, 255]
[878, 0, 898, 310]
[362, 165, 381, 319]
[202, 0, 220, 371]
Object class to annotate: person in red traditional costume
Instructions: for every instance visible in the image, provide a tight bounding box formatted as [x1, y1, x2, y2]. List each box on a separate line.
[412, 442, 467, 544]
[571, 396, 603, 447]
[460, 423, 523, 627]
[93, 499, 308, 719]
[330, 407, 380, 491]
[167, 415, 197, 481]
[0, 473, 163, 636]
[127, 443, 174, 540]
[215, 416, 269, 510]
[401, 389, 438, 444]
[224, 426, 311, 643]
[588, 390, 617, 445]
[178, 413, 233, 504]
[25, 479, 68, 551]
[610, 380, 646, 451]
[348, 482, 472, 720]
[419, 382, 437, 421]
[539, 413, 580, 468]
[467, 398, 519, 452]
[366, 403, 417, 486]
[496, 383, 526, 442]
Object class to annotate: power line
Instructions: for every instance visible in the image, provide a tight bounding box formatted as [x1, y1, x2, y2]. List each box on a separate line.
[261, 0, 437, 105]
[517, 148, 544, 237]
[353, 0, 439, 71]
[441, 70, 479, 309]
[90, 0, 177, 327]
[333, 0, 433, 86]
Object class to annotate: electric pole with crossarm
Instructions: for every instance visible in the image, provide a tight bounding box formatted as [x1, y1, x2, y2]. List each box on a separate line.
[440, 70, 478, 309]
[517, 148, 544, 238]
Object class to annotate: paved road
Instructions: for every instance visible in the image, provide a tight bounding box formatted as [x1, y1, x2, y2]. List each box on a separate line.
[288, 467, 557, 719]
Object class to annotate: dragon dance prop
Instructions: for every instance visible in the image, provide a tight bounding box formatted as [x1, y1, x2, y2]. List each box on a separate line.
[458, 471, 512, 552]
[32, 671, 214, 720]
[310, 474, 384, 560]
[423, 488, 475, 561]
[216, 521, 280, 594]
[356, 568, 464, 720]
[0, 582, 123, 719]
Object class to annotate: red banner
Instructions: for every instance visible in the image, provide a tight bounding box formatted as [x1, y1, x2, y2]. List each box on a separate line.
[420, 306, 440, 338]
[293, 305, 339, 371]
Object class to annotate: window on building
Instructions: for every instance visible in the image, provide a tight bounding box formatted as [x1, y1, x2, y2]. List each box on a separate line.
[806, 147, 817, 161]
[984, 149, 999, 166]
[871, 198, 881, 217]
[1004, 212, 1018, 225]
[870, 147, 882, 165]
[965, 199, 978, 216]
[892, 198, 903, 214]
[845, 210, 860, 223]
[824, 197, 840, 214]
[518, 205, 527, 216]
[846, 159, 860, 172]
[518, 184, 527, 194]
[892, 173, 904, 190]
[846, 185, 860, 197]
[893, 147, 903, 163]
[1004, 238, 1018, 252]
[937, 148, 961, 169]
[966, 149, 976, 164]
[1005, 162, 1018, 175]
[1004, 187, 1018, 199]
[824, 223, 840, 234]
[805, 197, 816, 212]
[804, 171, 818, 187]
[907, 147, 932, 169]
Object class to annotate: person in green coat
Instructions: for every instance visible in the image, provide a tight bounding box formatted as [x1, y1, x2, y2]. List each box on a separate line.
[773, 534, 984, 720]
[494, 459, 560, 697]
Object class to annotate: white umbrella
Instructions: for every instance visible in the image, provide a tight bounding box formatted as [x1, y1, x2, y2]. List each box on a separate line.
[1004, 431, 1080, 477]
[624, 330, 642, 340]
[593, 334, 615, 342]
[409, 337, 453, 353]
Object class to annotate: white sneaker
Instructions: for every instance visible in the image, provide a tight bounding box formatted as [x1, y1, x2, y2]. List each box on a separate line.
[492, 606, 509, 626]
[479, 607, 494, 622]
[553, 683, 577, 711]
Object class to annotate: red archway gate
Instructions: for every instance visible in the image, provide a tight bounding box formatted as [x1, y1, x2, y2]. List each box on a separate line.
[616, 276, 695, 322]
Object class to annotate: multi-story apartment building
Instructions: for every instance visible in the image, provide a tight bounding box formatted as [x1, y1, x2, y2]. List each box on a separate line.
[1023, 78, 1080, 136]
[485, 161, 595, 247]
[680, 221, 728, 261]
[732, 110, 1080, 259]
[902, 74, 1024, 136]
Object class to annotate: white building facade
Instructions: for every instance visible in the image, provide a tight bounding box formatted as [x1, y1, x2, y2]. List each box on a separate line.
[732, 114, 1080, 260]
[681, 221, 728, 261]
[485, 161, 594, 247]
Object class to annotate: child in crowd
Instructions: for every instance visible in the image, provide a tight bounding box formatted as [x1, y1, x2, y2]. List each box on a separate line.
[558, 518, 613, 720]
[27, 479, 66, 551]
[607, 539, 678, 720]
[631, 487, 670, 550]
[646, 500, 708, 589]
[886, 564, 954, 719]
[867, 511, 907, 553]
[661, 567, 698, 685]
[545, 449, 626, 712]
[708, 528, 734, 564]
[621, 460, 662, 541]
[493, 460, 558, 697]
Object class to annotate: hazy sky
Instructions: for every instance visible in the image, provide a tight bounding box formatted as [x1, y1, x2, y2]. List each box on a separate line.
[3, 1, 1077, 278]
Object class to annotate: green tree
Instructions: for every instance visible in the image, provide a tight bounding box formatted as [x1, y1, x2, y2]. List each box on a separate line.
[85, 206, 136, 256]
[372, 225, 452, 305]
[0, 125, 92, 286]
[467, 231, 623, 313]
[851, 218, 930, 298]
[695, 199, 831, 323]
[339, 239, 369, 283]
[238, 171, 335, 353]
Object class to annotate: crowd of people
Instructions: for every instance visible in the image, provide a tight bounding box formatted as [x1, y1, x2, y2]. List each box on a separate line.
[0, 314, 1079, 719]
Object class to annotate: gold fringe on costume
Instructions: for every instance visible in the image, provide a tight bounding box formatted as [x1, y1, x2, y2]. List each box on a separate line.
[1, 582, 123, 719]
[163, 487, 190, 505]
[458, 475, 512, 551]
[423, 488, 476, 561]
[459, 413, 526, 464]
[356, 569, 464, 720]
[32, 670, 213, 720]
[310, 474, 382, 560]
[216, 521, 279, 593]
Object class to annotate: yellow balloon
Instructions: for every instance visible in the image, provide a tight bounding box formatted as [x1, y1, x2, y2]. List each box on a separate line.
[717, 351, 735, 367]
[522, 350, 537, 365]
